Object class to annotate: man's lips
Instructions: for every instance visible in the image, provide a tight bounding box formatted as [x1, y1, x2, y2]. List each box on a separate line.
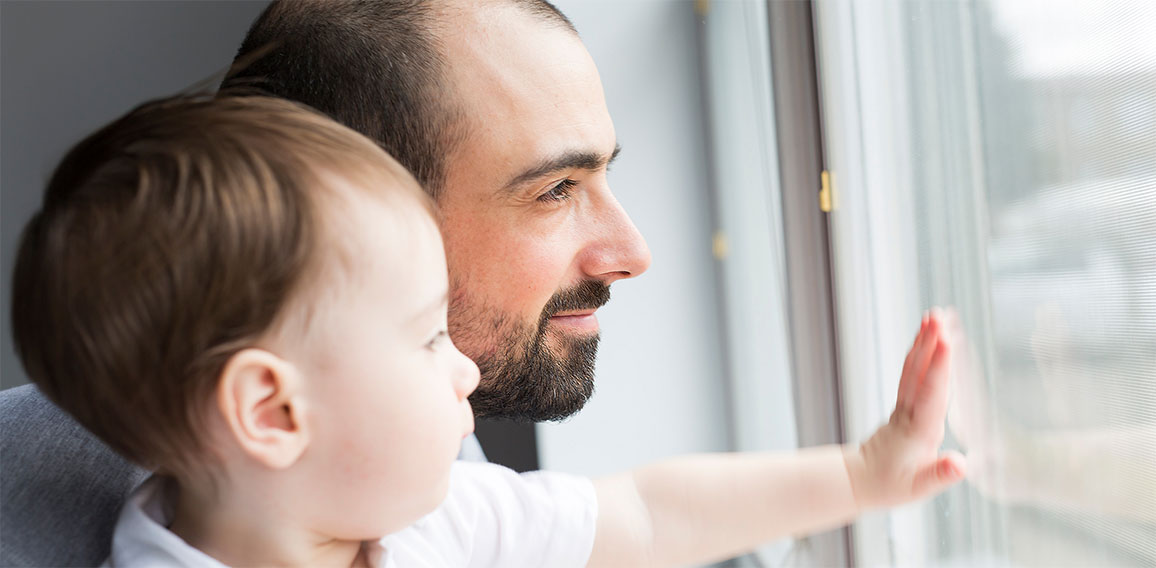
[548, 310, 599, 332]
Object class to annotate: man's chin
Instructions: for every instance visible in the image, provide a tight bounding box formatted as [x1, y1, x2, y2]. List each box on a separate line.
[451, 279, 610, 422]
[543, 326, 600, 360]
[468, 385, 593, 422]
[467, 332, 600, 423]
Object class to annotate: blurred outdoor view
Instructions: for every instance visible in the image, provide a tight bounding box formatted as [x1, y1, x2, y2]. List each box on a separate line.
[816, 0, 1155, 566]
[968, 1, 1155, 564]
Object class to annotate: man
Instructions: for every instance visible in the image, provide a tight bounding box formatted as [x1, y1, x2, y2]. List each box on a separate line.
[222, 0, 651, 423]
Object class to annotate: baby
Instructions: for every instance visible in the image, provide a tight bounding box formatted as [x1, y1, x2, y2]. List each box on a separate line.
[11, 95, 964, 567]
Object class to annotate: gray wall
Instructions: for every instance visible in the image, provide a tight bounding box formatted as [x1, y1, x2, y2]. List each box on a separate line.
[1, 0, 270, 390]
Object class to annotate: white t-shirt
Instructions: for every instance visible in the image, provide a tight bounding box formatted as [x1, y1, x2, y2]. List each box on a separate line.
[104, 462, 598, 567]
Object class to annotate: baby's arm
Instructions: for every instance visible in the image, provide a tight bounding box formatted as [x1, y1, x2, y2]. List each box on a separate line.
[587, 310, 965, 567]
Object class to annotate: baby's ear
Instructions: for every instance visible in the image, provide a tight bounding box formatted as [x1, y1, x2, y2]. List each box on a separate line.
[216, 349, 310, 470]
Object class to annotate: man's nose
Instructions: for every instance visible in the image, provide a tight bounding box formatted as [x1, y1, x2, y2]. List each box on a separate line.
[581, 193, 652, 285]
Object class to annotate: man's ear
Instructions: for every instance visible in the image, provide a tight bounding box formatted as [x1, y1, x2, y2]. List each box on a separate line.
[216, 348, 310, 470]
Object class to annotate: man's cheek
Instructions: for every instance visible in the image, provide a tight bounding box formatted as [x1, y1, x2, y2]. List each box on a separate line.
[498, 251, 565, 306]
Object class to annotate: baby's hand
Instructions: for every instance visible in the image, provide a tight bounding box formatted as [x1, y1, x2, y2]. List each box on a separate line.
[844, 308, 967, 510]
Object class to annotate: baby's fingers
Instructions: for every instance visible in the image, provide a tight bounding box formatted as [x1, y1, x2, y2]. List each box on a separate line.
[897, 313, 933, 410]
[910, 451, 967, 499]
[912, 336, 952, 433]
[916, 310, 945, 381]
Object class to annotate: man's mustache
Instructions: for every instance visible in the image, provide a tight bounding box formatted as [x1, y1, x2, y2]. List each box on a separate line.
[542, 280, 611, 318]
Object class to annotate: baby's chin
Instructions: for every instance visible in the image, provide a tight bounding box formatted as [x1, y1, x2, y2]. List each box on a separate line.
[427, 449, 459, 508]
[416, 466, 455, 520]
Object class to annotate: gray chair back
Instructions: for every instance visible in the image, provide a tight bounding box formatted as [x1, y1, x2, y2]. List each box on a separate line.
[1, 385, 148, 567]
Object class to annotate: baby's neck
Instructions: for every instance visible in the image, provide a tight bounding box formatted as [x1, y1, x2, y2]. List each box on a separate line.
[168, 476, 368, 567]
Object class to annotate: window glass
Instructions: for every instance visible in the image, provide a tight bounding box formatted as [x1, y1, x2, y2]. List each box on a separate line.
[814, 1, 1156, 566]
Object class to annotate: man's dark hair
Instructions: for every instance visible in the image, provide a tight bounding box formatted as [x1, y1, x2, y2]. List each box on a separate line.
[222, 0, 575, 198]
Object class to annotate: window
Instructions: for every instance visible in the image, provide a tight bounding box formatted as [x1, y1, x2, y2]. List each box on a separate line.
[813, 0, 1156, 566]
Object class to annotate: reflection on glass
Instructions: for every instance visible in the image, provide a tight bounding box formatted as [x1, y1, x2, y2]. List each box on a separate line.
[817, 0, 1155, 566]
[958, 2, 1156, 563]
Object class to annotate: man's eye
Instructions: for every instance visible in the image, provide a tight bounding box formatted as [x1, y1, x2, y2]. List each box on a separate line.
[538, 178, 577, 203]
[425, 330, 448, 350]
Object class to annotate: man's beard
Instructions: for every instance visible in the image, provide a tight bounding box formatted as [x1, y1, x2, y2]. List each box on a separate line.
[449, 280, 611, 422]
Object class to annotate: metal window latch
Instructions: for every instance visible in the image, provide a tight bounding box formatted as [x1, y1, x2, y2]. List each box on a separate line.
[712, 230, 728, 260]
[819, 170, 836, 212]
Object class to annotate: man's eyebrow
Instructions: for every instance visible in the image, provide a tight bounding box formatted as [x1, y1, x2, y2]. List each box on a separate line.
[501, 143, 622, 192]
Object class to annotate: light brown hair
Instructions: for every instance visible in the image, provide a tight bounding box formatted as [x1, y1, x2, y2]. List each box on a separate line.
[11, 95, 426, 473]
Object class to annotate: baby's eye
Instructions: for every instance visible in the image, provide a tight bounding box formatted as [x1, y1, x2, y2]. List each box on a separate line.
[538, 178, 577, 203]
[425, 330, 448, 350]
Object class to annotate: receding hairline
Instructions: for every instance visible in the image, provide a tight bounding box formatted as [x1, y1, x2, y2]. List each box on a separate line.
[419, 0, 585, 186]
[439, 0, 576, 33]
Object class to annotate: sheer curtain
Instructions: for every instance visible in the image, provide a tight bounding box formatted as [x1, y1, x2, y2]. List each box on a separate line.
[813, 0, 1156, 566]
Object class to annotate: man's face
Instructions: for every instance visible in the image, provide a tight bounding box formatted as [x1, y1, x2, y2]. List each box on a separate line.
[438, 6, 651, 422]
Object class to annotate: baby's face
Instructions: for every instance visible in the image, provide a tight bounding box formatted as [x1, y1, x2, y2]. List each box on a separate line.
[287, 179, 480, 539]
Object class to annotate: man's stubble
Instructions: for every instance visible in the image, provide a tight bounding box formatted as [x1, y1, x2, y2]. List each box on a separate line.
[450, 279, 610, 422]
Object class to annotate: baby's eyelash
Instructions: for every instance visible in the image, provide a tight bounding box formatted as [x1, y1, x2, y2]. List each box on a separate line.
[538, 178, 577, 203]
[426, 330, 448, 350]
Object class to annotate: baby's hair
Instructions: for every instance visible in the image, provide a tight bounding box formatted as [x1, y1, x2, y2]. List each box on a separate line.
[11, 94, 427, 474]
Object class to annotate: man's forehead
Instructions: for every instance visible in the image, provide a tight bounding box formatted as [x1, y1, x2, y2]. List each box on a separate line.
[441, 2, 600, 114]
[438, 3, 616, 187]
[442, 1, 575, 44]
